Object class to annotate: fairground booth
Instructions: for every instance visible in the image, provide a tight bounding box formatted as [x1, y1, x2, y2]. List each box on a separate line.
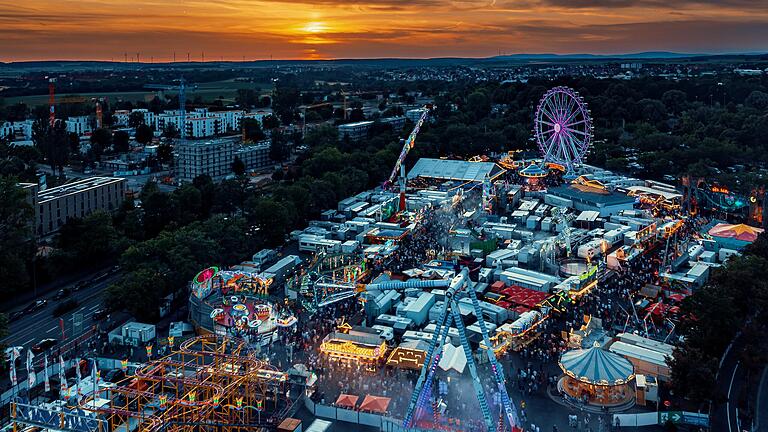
[558, 342, 636, 408]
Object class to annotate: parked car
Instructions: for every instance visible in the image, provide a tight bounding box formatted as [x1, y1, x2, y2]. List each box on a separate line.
[31, 338, 57, 354]
[54, 288, 71, 300]
[92, 308, 109, 321]
[24, 300, 48, 313]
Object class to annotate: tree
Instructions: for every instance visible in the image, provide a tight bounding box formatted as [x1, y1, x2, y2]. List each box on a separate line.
[53, 211, 125, 272]
[244, 197, 293, 246]
[745, 90, 768, 111]
[0, 178, 33, 295]
[113, 130, 130, 153]
[262, 114, 280, 130]
[241, 118, 265, 142]
[135, 124, 153, 145]
[157, 143, 173, 164]
[163, 123, 179, 139]
[231, 156, 245, 176]
[89, 128, 113, 160]
[269, 130, 289, 163]
[128, 111, 145, 128]
[32, 119, 69, 175]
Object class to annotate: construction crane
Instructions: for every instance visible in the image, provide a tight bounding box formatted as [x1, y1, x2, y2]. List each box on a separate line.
[384, 107, 430, 212]
[47, 77, 56, 126]
[145, 78, 193, 142]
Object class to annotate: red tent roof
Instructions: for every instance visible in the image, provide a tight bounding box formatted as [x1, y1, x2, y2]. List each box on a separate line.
[359, 395, 391, 413]
[335, 394, 359, 408]
[708, 223, 764, 243]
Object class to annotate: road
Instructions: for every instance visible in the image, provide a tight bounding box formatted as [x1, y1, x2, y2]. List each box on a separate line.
[2, 272, 121, 352]
[712, 340, 745, 432]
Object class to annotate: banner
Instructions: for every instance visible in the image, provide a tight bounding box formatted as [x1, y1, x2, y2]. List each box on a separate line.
[75, 358, 82, 396]
[43, 356, 50, 392]
[59, 356, 68, 396]
[9, 347, 19, 386]
[26, 349, 35, 387]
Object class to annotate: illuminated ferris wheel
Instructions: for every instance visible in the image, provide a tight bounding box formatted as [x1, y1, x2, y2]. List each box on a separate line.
[534, 86, 593, 177]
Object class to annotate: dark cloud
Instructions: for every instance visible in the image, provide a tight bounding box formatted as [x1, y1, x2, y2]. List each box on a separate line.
[534, 0, 768, 9]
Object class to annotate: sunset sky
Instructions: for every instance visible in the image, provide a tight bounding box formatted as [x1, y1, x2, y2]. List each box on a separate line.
[2, 0, 767, 61]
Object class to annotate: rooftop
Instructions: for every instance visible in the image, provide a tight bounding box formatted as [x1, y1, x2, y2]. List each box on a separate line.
[407, 158, 506, 183]
[549, 185, 635, 206]
[38, 177, 124, 203]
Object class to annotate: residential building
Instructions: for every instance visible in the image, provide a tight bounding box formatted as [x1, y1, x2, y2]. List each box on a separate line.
[114, 110, 131, 126]
[175, 137, 236, 182]
[406, 108, 428, 123]
[185, 116, 220, 138]
[380, 116, 406, 131]
[234, 140, 272, 172]
[35, 177, 126, 235]
[338, 121, 373, 142]
[65, 116, 92, 135]
[1, 122, 13, 139]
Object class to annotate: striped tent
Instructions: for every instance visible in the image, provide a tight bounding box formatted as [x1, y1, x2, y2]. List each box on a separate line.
[559, 342, 634, 386]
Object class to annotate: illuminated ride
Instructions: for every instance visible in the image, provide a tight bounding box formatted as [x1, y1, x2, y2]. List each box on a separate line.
[78, 335, 291, 432]
[384, 106, 430, 213]
[401, 268, 521, 432]
[534, 86, 593, 178]
[287, 252, 369, 313]
[189, 267, 296, 347]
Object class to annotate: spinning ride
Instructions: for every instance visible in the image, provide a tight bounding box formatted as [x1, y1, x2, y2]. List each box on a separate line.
[534, 87, 593, 178]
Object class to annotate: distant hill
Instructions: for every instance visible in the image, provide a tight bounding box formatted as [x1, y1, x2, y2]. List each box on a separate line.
[489, 51, 698, 60]
[1, 51, 766, 71]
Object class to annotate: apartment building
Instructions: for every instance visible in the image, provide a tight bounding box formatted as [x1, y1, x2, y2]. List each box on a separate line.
[35, 177, 126, 235]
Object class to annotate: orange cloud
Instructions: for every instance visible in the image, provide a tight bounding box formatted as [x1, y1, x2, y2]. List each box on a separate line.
[0, 0, 766, 61]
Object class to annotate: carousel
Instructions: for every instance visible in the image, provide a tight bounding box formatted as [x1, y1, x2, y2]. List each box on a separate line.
[558, 342, 635, 408]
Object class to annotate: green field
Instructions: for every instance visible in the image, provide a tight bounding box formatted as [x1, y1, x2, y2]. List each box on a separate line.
[1, 79, 273, 107]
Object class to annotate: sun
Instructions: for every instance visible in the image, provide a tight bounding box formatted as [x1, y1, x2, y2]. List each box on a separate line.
[302, 21, 328, 34]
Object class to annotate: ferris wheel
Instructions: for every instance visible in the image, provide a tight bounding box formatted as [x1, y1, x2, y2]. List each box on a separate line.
[534, 86, 593, 177]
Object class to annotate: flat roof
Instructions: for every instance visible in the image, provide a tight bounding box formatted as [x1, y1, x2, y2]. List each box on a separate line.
[408, 158, 506, 183]
[38, 177, 124, 203]
[609, 341, 669, 367]
[549, 185, 635, 206]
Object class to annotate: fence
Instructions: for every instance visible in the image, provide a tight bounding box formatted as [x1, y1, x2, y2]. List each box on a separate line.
[303, 394, 433, 432]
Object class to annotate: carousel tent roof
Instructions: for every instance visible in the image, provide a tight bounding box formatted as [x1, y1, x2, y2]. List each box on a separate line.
[559, 343, 634, 386]
[519, 163, 549, 178]
[708, 223, 763, 243]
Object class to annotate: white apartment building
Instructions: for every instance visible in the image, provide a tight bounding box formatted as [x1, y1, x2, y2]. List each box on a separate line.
[65, 116, 92, 135]
[1, 122, 13, 139]
[114, 110, 130, 126]
[186, 117, 221, 138]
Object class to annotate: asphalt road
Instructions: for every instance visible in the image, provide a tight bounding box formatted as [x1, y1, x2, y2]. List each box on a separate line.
[712, 340, 745, 432]
[2, 272, 121, 352]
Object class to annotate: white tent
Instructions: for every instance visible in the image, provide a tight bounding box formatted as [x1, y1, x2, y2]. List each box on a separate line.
[438, 343, 467, 374]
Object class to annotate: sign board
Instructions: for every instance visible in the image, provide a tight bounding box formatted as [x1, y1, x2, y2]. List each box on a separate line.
[658, 411, 709, 427]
